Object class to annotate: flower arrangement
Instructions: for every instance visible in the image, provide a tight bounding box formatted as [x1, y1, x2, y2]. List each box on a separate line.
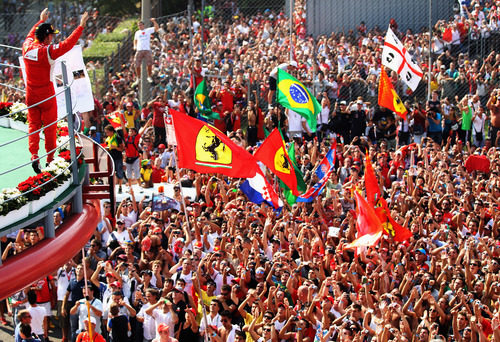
[0, 188, 28, 216]
[9, 102, 28, 122]
[58, 147, 83, 165]
[41, 157, 71, 184]
[17, 172, 58, 201]
[0, 102, 13, 117]
[0, 118, 84, 218]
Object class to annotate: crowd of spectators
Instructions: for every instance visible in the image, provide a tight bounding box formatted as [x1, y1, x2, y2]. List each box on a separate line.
[2, 0, 500, 342]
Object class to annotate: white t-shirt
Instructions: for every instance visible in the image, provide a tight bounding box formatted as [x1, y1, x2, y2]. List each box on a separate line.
[137, 303, 156, 340]
[472, 113, 486, 133]
[134, 27, 155, 51]
[288, 109, 303, 134]
[152, 309, 176, 338]
[28, 305, 46, 335]
[199, 313, 222, 334]
[318, 105, 330, 125]
[56, 267, 75, 301]
[107, 230, 130, 246]
[119, 211, 137, 228]
[76, 298, 103, 334]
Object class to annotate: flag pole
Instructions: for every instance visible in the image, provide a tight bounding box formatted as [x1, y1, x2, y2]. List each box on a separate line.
[289, 0, 293, 62]
[427, 0, 432, 101]
[81, 249, 93, 341]
[171, 118, 210, 342]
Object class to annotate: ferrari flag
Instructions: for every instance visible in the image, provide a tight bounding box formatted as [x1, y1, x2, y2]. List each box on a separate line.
[378, 68, 407, 120]
[171, 110, 258, 178]
[277, 68, 319, 132]
[254, 128, 300, 195]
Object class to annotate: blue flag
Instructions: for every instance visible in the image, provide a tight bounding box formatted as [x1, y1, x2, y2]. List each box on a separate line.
[296, 142, 337, 202]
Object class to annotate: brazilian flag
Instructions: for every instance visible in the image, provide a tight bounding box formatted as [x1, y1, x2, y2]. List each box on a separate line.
[194, 79, 220, 120]
[276, 69, 320, 132]
[279, 141, 306, 205]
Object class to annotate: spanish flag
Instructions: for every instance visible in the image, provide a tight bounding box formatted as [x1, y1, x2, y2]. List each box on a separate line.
[378, 68, 407, 120]
[254, 128, 301, 196]
[171, 110, 259, 178]
[277, 69, 320, 132]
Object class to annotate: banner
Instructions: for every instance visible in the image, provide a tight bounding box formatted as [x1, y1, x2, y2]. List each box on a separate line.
[165, 110, 177, 146]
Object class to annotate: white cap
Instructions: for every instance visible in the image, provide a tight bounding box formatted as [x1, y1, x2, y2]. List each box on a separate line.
[290, 61, 298, 68]
[84, 316, 96, 325]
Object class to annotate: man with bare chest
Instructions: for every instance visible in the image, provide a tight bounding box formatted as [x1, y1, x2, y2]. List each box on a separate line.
[487, 89, 500, 146]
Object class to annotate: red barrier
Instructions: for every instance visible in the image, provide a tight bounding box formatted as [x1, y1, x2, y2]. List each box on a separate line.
[0, 203, 99, 300]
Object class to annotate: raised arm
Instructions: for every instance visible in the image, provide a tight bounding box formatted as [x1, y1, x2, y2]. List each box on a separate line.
[48, 12, 89, 60]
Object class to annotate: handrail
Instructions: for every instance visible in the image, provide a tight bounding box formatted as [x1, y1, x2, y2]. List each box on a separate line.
[0, 79, 74, 120]
[0, 44, 21, 51]
[0, 60, 82, 209]
[78, 132, 115, 177]
[0, 136, 83, 205]
[0, 62, 21, 69]
[0, 83, 25, 93]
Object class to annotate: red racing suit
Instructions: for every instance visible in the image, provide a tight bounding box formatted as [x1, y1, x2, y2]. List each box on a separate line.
[22, 20, 83, 162]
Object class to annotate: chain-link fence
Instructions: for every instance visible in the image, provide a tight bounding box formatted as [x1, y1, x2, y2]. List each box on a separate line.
[6, 1, 500, 144]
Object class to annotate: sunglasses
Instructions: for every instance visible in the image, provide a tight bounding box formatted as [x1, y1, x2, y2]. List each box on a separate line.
[263, 328, 272, 332]
[221, 319, 230, 323]
[264, 315, 273, 319]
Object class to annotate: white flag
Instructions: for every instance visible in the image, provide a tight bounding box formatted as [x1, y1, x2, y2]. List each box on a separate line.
[164, 113, 177, 146]
[382, 26, 423, 91]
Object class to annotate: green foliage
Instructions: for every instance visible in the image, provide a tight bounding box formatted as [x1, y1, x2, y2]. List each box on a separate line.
[97, 0, 139, 16]
[83, 41, 120, 59]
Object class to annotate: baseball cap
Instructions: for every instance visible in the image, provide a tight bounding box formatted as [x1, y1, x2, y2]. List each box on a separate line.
[36, 23, 59, 37]
[340, 100, 347, 105]
[126, 102, 133, 107]
[357, 100, 363, 104]
[290, 60, 298, 67]
[110, 281, 122, 288]
[158, 144, 166, 149]
[90, 126, 97, 131]
[84, 316, 96, 325]
[416, 248, 427, 255]
[158, 323, 170, 332]
[105, 272, 116, 278]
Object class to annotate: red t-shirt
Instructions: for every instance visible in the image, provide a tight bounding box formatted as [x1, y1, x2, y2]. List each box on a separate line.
[220, 88, 234, 112]
[34, 277, 53, 303]
[152, 102, 166, 128]
[151, 166, 165, 183]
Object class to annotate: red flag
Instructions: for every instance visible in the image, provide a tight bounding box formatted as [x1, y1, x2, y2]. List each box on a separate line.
[378, 68, 408, 120]
[345, 191, 383, 249]
[364, 154, 381, 206]
[105, 111, 124, 129]
[376, 197, 412, 242]
[171, 110, 259, 178]
[254, 129, 299, 195]
[442, 27, 453, 42]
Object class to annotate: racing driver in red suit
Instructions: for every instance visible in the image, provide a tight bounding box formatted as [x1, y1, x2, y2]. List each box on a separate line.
[22, 8, 89, 173]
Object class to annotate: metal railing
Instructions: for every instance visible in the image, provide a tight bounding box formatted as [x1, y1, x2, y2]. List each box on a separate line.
[0, 53, 82, 226]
